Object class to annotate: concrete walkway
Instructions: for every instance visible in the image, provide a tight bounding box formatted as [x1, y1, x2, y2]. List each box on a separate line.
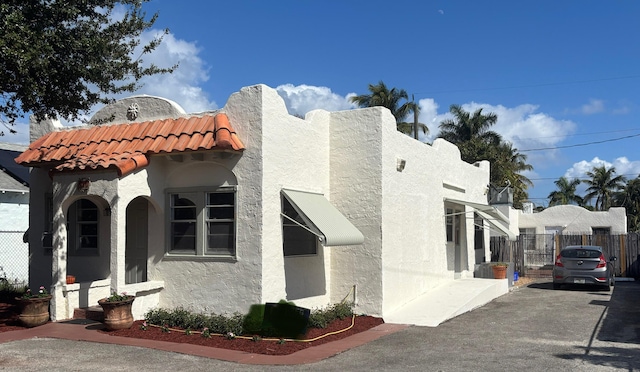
[384, 278, 509, 327]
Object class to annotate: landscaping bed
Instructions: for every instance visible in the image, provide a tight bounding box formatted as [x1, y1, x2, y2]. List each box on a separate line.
[101, 315, 384, 355]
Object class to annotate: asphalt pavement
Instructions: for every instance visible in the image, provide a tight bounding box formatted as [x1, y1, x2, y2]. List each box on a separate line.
[0, 280, 638, 371]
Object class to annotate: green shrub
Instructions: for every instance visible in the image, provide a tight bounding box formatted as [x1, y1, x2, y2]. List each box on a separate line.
[0, 280, 27, 302]
[144, 308, 243, 335]
[308, 302, 354, 329]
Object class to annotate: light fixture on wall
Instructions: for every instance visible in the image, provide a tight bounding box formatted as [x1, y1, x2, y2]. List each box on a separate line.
[396, 158, 406, 172]
[77, 178, 91, 192]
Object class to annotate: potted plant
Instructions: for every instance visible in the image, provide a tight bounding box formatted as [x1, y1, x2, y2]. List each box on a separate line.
[98, 292, 135, 331]
[16, 286, 52, 328]
[491, 262, 509, 279]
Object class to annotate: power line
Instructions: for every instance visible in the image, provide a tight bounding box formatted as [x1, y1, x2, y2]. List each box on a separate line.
[517, 127, 640, 141]
[520, 133, 640, 152]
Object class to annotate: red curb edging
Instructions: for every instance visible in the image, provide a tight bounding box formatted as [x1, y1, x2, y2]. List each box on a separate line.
[0, 321, 409, 365]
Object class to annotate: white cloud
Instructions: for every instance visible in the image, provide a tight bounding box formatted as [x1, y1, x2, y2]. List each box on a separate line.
[565, 156, 640, 179]
[581, 99, 605, 115]
[132, 31, 216, 114]
[275, 84, 357, 116]
[426, 102, 576, 150]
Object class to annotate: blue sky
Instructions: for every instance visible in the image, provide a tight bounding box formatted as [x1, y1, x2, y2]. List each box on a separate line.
[6, 1, 640, 207]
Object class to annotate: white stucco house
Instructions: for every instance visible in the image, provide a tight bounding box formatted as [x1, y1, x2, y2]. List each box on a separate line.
[16, 84, 513, 323]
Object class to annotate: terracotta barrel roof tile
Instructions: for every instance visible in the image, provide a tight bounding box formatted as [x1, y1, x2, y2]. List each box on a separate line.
[15, 113, 244, 177]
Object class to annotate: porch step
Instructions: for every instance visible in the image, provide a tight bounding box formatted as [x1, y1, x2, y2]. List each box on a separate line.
[73, 306, 104, 321]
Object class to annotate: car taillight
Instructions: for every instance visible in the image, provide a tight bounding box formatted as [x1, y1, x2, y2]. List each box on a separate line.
[596, 254, 606, 268]
[555, 254, 563, 267]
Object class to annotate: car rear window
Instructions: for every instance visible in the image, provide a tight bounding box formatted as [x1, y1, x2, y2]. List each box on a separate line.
[560, 249, 601, 258]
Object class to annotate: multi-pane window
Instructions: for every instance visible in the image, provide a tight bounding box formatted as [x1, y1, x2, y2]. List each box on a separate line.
[67, 199, 99, 255]
[168, 188, 236, 257]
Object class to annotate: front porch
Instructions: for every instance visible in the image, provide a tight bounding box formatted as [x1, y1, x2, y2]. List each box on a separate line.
[54, 279, 165, 321]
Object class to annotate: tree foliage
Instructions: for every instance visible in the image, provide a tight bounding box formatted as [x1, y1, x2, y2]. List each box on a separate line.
[0, 0, 174, 131]
[583, 165, 626, 211]
[613, 176, 640, 232]
[548, 177, 584, 207]
[437, 104, 533, 208]
[350, 81, 428, 138]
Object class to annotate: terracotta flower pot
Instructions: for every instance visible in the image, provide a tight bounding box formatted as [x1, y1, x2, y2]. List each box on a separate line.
[66, 275, 76, 285]
[492, 265, 508, 279]
[98, 296, 135, 331]
[16, 295, 52, 328]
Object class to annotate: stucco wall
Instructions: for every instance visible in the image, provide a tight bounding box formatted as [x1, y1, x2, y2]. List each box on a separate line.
[328, 108, 385, 316]
[27, 168, 54, 290]
[518, 205, 627, 234]
[325, 105, 491, 317]
[380, 135, 490, 316]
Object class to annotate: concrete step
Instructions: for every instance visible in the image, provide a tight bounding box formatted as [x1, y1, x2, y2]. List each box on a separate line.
[73, 306, 104, 321]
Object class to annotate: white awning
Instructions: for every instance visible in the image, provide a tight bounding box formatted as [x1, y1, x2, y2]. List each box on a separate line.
[281, 189, 364, 246]
[445, 198, 517, 241]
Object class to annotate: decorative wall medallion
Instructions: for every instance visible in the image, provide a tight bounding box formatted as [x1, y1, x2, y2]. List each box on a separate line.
[127, 103, 140, 121]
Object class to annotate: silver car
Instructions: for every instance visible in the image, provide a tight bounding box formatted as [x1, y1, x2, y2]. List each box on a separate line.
[552, 245, 616, 291]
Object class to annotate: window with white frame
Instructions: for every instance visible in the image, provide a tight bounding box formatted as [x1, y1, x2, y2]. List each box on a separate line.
[167, 187, 236, 257]
[67, 199, 99, 256]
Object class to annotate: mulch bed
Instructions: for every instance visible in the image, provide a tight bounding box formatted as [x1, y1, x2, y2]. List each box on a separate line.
[0, 298, 384, 356]
[100, 316, 384, 355]
[0, 299, 26, 333]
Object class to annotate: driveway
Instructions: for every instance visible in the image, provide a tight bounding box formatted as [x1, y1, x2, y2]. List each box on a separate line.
[0, 281, 638, 371]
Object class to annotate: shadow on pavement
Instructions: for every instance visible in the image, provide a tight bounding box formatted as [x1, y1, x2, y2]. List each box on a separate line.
[553, 282, 640, 371]
[527, 281, 612, 293]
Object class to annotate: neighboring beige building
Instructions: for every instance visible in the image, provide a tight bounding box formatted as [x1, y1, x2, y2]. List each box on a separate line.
[16, 84, 513, 323]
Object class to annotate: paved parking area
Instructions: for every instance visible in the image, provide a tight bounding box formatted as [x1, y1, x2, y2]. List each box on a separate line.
[0, 280, 638, 371]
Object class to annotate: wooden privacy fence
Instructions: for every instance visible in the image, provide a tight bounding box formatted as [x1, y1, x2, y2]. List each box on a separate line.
[490, 233, 640, 278]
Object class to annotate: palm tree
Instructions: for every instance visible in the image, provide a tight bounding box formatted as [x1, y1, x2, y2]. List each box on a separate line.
[437, 106, 533, 207]
[438, 104, 502, 146]
[583, 165, 626, 211]
[488, 142, 533, 209]
[351, 81, 428, 138]
[613, 176, 640, 231]
[548, 177, 583, 206]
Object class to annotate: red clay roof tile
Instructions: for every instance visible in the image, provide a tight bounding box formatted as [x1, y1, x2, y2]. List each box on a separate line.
[15, 113, 244, 177]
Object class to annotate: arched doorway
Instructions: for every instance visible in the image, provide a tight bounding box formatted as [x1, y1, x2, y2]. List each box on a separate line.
[125, 197, 149, 284]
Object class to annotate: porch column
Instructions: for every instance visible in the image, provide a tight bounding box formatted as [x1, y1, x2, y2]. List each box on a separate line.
[50, 204, 67, 321]
[110, 202, 126, 294]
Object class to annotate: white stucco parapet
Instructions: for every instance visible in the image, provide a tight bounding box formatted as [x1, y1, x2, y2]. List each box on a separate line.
[518, 205, 627, 234]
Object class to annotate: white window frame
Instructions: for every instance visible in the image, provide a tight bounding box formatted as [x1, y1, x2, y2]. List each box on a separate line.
[67, 198, 99, 256]
[166, 186, 237, 258]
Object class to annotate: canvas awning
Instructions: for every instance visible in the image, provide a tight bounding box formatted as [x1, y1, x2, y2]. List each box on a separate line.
[445, 198, 517, 241]
[281, 189, 364, 246]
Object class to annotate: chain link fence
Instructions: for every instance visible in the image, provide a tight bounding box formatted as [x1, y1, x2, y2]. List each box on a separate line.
[0, 231, 28, 287]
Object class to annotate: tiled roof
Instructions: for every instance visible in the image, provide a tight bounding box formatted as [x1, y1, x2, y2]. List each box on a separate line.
[15, 113, 244, 177]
